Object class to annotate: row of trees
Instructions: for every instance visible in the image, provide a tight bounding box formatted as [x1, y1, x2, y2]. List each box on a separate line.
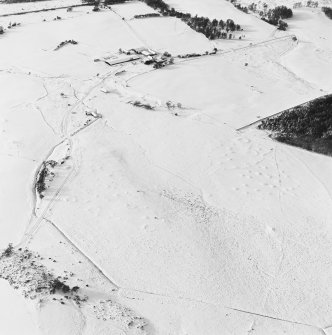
[293, 1, 319, 7]
[110, 0, 241, 39]
[233, 3, 249, 13]
[307, 0, 319, 7]
[36, 160, 57, 198]
[260, 6, 293, 30]
[242, 3, 294, 28]
[140, 0, 242, 39]
[244, 3, 293, 30]
[230, 2, 293, 30]
[294, 1, 319, 8]
[322, 7, 332, 19]
[86, 0, 242, 39]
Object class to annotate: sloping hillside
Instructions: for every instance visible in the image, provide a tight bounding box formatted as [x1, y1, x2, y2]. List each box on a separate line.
[0, 0, 332, 334]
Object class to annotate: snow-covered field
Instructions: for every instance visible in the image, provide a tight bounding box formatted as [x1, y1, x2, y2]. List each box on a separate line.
[280, 7, 332, 92]
[1, 0, 332, 334]
[164, 0, 276, 44]
[0, 0, 82, 15]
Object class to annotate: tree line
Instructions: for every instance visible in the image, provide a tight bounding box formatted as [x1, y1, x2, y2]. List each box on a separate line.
[322, 7, 332, 19]
[141, 0, 242, 39]
[239, 2, 293, 30]
[261, 6, 293, 30]
[99, 0, 242, 39]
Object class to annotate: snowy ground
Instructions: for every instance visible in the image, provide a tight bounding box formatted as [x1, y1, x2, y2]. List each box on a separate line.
[164, 0, 277, 44]
[0, 0, 332, 334]
[0, 0, 82, 15]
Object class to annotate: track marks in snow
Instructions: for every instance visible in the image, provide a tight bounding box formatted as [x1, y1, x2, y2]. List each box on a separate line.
[207, 134, 285, 198]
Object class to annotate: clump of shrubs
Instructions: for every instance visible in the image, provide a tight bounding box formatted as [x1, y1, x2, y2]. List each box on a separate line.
[166, 101, 183, 110]
[134, 13, 160, 18]
[36, 164, 48, 198]
[307, 0, 318, 7]
[103, 0, 127, 4]
[0, 245, 88, 306]
[131, 101, 155, 110]
[1, 244, 14, 258]
[54, 39, 78, 51]
[178, 52, 202, 58]
[261, 6, 293, 30]
[50, 278, 70, 294]
[8, 22, 21, 29]
[36, 160, 57, 198]
[233, 2, 249, 13]
[246, 3, 293, 31]
[49, 278, 72, 294]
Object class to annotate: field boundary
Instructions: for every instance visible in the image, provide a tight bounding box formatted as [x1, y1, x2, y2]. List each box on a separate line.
[0, 3, 90, 17]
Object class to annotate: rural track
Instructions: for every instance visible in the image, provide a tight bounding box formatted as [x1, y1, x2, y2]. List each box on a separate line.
[15, 60, 135, 296]
[45, 218, 120, 290]
[125, 34, 298, 86]
[120, 286, 326, 334]
[20, 117, 101, 246]
[60, 68, 118, 136]
[110, 6, 152, 50]
[20, 66, 120, 245]
[177, 34, 298, 64]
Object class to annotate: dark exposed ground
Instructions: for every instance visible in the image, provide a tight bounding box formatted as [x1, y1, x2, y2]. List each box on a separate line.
[258, 94, 332, 156]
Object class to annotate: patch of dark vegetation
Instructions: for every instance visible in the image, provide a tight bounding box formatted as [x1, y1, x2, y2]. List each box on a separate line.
[178, 48, 217, 58]
[260, 6, 293, 30]
[306, 0, 319, 7]
[233, 4, 248, 13]
[258, 94, 332, 156]
[130, 100, 155, 110]
[230, 1, 249, 14]
[92, 4, 100, 11]
[134, 13, 161, 18]
[175, 15, 241, 39]
[1, 243, 14, 257]
[36, 160, 57, 198]
[54, 39, 78, 51]
[322, 7, 332, 19]
[178, 52, 203, 58]
[7, 21, 21, 29]
[103, 0, 129, 4]
[50, 278, 71, 294]
[36, 165, 48, 198]
[0, 22, 21, 34]
[0, 245, 147, 328]
[166, 100, 183, 110]
[0, 245, 88, 305]
[104, 0, 241, 39]
[244, 3, 293, 30]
